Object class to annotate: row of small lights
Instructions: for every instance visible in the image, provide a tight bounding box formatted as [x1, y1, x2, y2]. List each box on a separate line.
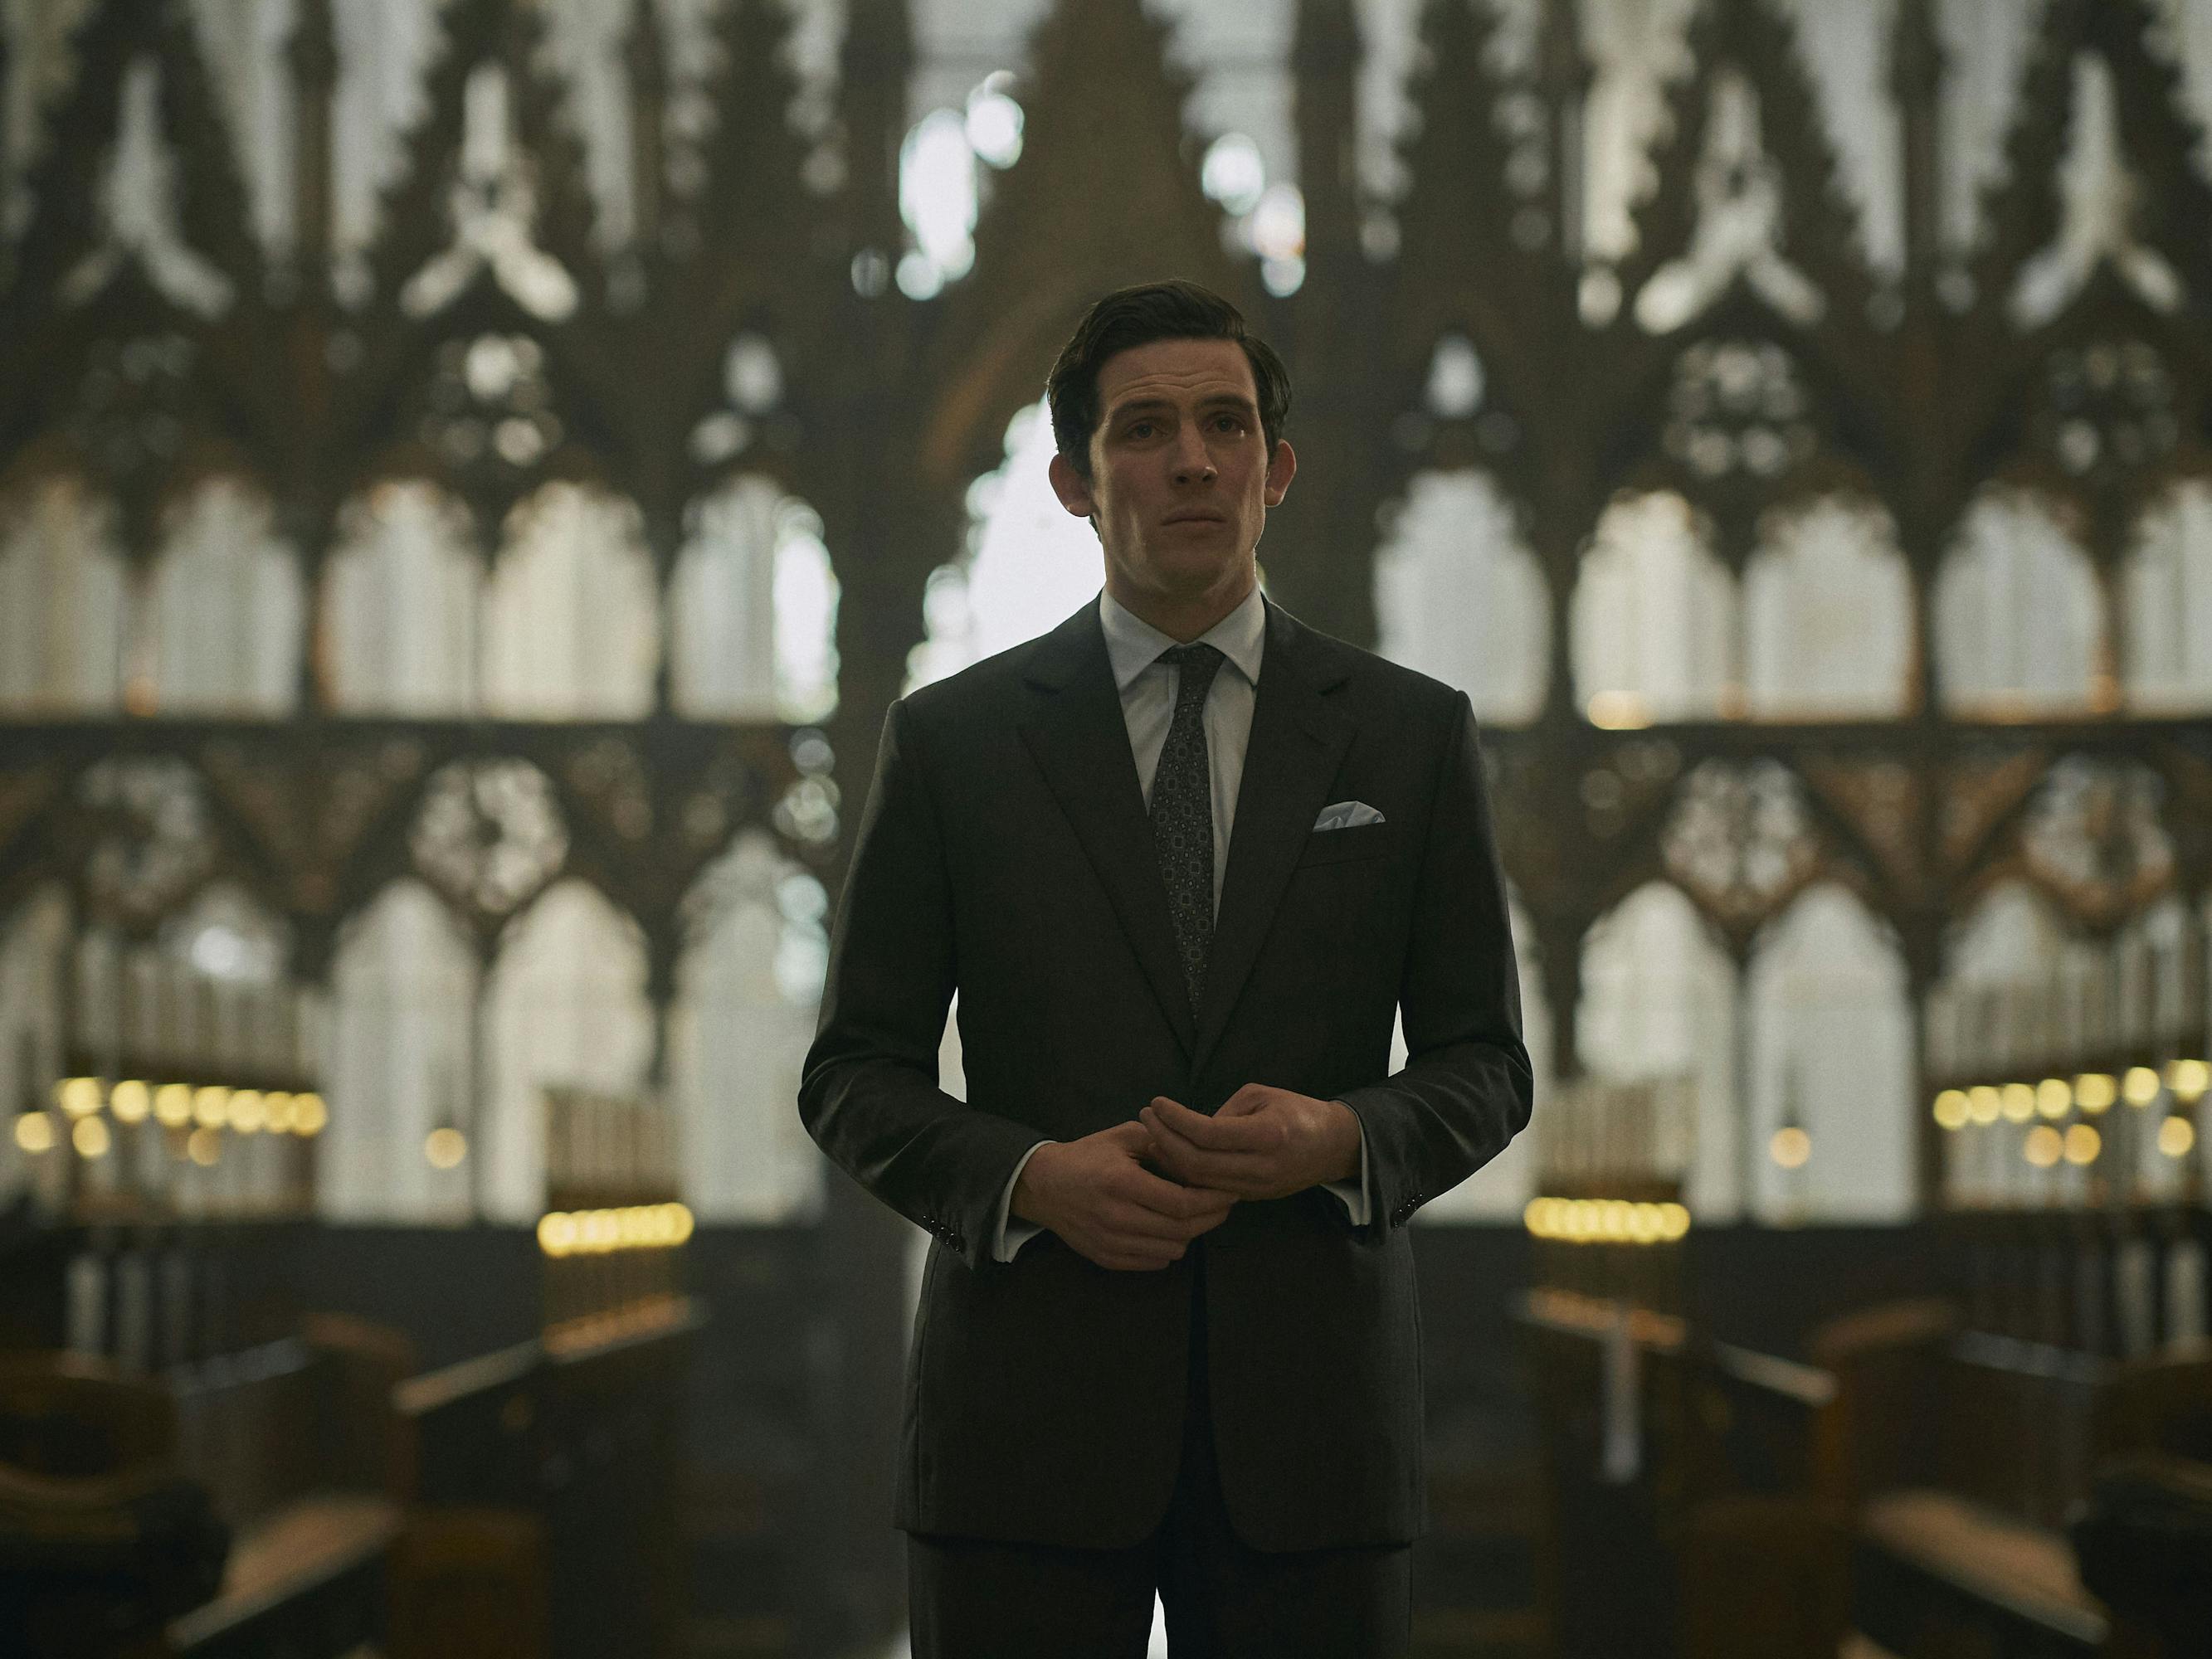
[1932, 1060, 2207, 1163]
[15, 1077, 329, 1163]
[535, 1204, 694, 1258]
[1523, 1197, 1693, 1244]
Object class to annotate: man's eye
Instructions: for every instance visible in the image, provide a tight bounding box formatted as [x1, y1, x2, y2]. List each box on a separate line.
[1127, 421, 1156, 439]
[1213, 415, 1246, 432]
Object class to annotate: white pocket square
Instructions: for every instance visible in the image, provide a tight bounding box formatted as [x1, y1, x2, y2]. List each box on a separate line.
[1313, 800, 1386, 830]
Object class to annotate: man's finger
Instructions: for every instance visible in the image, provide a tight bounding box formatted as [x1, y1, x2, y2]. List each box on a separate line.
[1146, 1097, 1269, 1151]
[1117, 1160, 1235, 1220]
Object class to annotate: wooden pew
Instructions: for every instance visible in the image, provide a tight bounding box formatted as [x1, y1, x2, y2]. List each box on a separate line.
[0, 1317, 408, 1659]
[1815, 1303, 2212, 1659]
[161, 1316, 412, 1657]
[1517, 1287, 1850, 1659]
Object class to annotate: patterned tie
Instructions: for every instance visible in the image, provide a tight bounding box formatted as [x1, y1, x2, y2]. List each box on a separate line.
[1151, 643, 1225, 1018]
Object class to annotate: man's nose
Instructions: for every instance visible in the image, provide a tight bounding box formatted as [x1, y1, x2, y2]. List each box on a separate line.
[1170, 426, 1216, 483]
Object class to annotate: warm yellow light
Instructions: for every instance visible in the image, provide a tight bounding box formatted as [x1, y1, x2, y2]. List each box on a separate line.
[2075, 1074, 2117, 1113]
[1586, 690, 1650, 730]
[71, 1116, 111, 1159]
[2024, 1125, 2063, 1168]
[1967, 1086, 2003, 1126]
[263, 1092, 296, 1132]
[538, 1211, 577, 1258]
[2123, 1067, 2163, 1108]
[192, 1086, 231, 1128]
[1656, 1202, 1690, 1241]
[669, 1203, 694, 1244]
[2000, 1084, 2036, 1124]
[425, 1127, 467, 1169]
[2036, 1078, 2073, 1119]
[228, 1091, 266, 1134]
[1933, 1090, 1970, 1131]
[186, 1126, 221, 1166]
[110, 1081, 150, 1123]
[153, 1083, 192, 1126]
[1771, 1126, 1812, 1169]
[2063, 1123, 2102, 1165]
[1627, 1203, 1663, 1243]
[2158, 1117, 2195, 1159]
[2166, 1060, 2210, 1105]
[56, 1077, 103, 1118]
[13, 1112, 54, 1154]
[293, 1093, 327, 1136]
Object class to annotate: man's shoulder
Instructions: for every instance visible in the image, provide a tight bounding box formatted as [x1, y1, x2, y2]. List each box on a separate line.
[1277, 608, 1468, 719]
[898, 629, 1059, 727]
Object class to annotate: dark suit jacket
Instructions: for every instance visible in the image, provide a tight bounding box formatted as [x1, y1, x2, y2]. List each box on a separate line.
[798, 592, 1533, 1552]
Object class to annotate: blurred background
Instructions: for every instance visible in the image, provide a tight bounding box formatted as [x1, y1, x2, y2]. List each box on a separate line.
[2, 0, 2210, 1655]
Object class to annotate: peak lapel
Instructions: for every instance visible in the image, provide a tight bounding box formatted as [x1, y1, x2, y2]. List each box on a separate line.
[1191, 600, 1356, 1078]
[1016, 602, 1198, 1057]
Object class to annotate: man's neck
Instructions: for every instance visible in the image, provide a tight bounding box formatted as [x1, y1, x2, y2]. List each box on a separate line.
[1104, 569, 1257, 644]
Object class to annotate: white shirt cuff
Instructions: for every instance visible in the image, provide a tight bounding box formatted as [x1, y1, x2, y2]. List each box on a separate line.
[1322, 1104, 1372, 1228]
[992, 1141, 1053, 1262]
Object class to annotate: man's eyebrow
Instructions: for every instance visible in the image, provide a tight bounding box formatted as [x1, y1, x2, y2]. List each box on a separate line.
[1105, 392, 1260, 421]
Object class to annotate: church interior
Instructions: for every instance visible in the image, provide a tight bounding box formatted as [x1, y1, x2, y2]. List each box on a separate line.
[2, 0, 2211, 1654]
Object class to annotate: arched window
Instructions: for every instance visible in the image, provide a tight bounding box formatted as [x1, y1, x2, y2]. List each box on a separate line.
[326, 878, 480, 1224]
[1578, 881, 1742, 1216]
[1743, 496, 1913, 718]
[1745, 883, 1913, 1220]
[324, 481, 479, 713]
[1374, 469, 1548, 726]
[1571, 492, 1737, 726]
[669, 830, 829, 1224]
[2124, 479, 2212, 711]
[480, 878, 653, 1222]
[149, 478, 301, 714]
[909, 401, 1104, 693]
[0, 479, 128, 713]
[670, 476, 840, 722]
[481, 483, 658, 718]
[1937, 490, 2101, 714]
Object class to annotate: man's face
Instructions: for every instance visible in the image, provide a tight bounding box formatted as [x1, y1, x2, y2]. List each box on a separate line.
[1049, 336, 1295, 617]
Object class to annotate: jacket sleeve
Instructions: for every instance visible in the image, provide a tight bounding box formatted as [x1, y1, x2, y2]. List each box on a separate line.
[797, 697, 1048, 1270]
[1336, 689, 1535, 1233]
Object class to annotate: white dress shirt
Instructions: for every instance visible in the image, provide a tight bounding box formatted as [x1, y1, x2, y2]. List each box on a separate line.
[990, 584, 1374, 1262]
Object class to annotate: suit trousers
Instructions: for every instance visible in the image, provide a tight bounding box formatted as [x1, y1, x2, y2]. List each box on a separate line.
[905, 1239, 1413, 1658]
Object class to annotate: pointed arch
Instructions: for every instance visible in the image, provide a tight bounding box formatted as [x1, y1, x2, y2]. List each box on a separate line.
[668, 830, 827, 1224]
[1743, 493, 1913, 718]
[1374, 469, 1549, 727]
[480, 481, 657, 719]
[148, 476, 301, 714]
[324, 479, 480, 713]
[908, 400, 1101, 693]
[1571, 490, 1737, 724]
[1745, 881, 1913, 1221]
[326, 877, 480, 1223]
[671, 475, 840, 722]
[1578, 879, 1742, 1217]
[0, 476, 129, 713]
[1937, 488, 2101, 714]
[2123, 477, 2212, 710]
[481, 877, 652, 1222]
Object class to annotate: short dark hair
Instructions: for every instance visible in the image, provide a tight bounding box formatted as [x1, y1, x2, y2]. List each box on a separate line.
[1045, 280, 1290, 479]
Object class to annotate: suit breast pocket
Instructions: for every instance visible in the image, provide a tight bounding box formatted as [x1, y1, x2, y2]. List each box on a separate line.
[1294, 821, 1393, 868]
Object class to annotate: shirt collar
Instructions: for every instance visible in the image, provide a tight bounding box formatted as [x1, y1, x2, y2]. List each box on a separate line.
[1098, 582, 1267, 694]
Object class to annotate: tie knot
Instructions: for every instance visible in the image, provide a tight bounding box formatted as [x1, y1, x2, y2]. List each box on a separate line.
[1159, 642, 1225, 700]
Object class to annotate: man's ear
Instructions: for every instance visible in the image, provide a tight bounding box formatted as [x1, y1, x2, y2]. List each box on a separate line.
[1263, 439, 1298, 508]
[1047, 451, 1096, 519]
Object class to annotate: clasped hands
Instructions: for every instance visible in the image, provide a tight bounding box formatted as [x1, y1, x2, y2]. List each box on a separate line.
[1010, 1085, 1362, 1272]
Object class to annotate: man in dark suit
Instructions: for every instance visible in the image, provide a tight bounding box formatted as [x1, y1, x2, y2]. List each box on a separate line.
[799, 280, 1533, 1657]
